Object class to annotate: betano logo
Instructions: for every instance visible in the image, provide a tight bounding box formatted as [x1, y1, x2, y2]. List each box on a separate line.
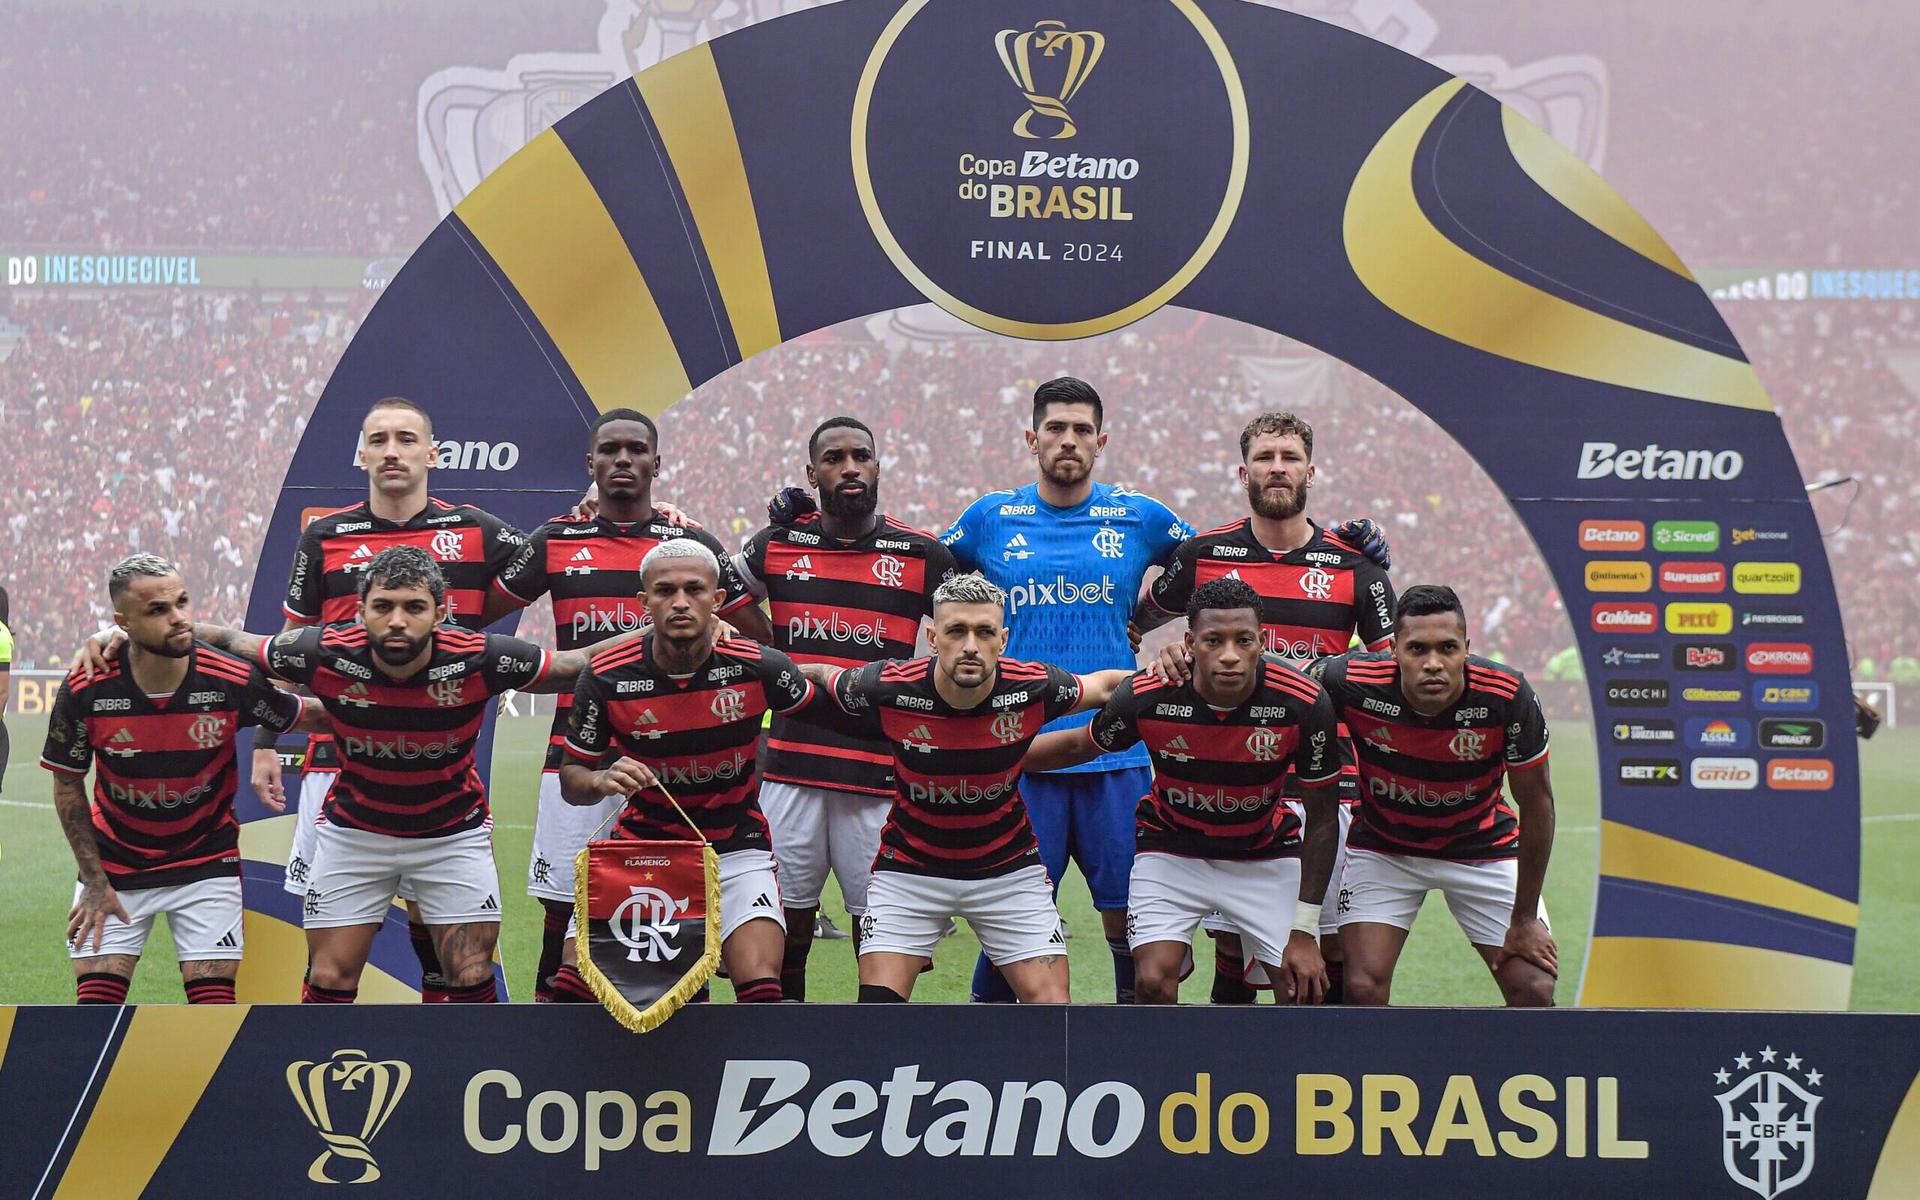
[1584, 562, 1650, 593]
[1768, 759, 1834, 790]
[287, 1049, 412, 1184]
[1664, 603, 1733, 635]
[1578, 520, 1645, 552]
[1733, 562, 1802, 595]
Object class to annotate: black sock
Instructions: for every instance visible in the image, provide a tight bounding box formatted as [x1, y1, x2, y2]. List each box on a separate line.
[1106, 935, 1135, 1005]
[734, 976, 783, 1003]
[1324, 958, 1346, 1006]
[858, 983, 907, 1003]
[76, 972, 130, 1005]
[551, 964, 596, 1002]
[781, 942, 810, 1003]
[410, 922, 448, 1001]
[444, 977, 498, 1003]
[535, 899, 569, 1003]
[1210, 944, 1256, 1005]
[302, 981, 357, 1004]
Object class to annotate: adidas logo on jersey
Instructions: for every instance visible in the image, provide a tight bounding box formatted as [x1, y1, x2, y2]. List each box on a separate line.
[349, 543, 374, 559]
[101, 728, 139, 757]
[632, 709, 668, 739]
[785, 555, 815, 581]
[903, 723, 937, 752]
[339, 682, 374, 708]
[1161, 735, 1194, 763]
[1222, 568, 1243, 582]
[1003, 533, 1034, 562]
[564, 547, 597, 576]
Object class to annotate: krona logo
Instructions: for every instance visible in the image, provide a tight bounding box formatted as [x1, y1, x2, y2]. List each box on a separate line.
[1577, 441, 1744, 481]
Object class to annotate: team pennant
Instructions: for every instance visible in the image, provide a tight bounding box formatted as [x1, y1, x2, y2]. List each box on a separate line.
[574, 837, 720, 1032]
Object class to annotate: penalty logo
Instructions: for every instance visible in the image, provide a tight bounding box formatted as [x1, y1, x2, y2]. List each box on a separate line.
[1714, 1046, 1822, 1198]
[286, 1049, 412, 1185]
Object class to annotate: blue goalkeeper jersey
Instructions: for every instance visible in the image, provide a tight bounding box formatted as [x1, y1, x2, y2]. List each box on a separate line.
[943, 481, 1192, 774]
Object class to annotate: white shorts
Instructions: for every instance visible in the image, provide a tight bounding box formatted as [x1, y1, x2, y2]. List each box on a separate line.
[1199, 803, 1352, 939]
[527, 771, 620, 903]
[287, 771, 418, 904]
[1337, 848, 1548, 948]
[859, 865, 1063, 966]
[759, 780, 890, 913]
[1130, 852, 1303, 969]
[302, 822, 500, 929]
[69, 876, 243, 961]
[569, 847, 784, 943]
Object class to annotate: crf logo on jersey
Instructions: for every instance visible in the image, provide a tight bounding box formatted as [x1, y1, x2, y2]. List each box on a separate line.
[1245, 726, 1282, 762]
[187, 713, 230, 750]
[431, 529, 466, 561]
[1092, 527, 1126, 559]
[871, 555, 906, 588]
[1449, 729, 1486, 760]
[709, 688, 747, 723]
[1300, 565, 1334, 601]
[990, 712, 1025, 745]
[427, 679, 466, 708]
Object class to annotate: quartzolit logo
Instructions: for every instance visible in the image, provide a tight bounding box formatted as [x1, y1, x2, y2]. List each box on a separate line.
[287, 1049, 412, 1184]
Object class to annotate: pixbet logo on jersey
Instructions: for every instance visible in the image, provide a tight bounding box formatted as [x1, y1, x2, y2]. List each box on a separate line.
[788, 611, 892, 649]
[1009, 575, 1116, 613]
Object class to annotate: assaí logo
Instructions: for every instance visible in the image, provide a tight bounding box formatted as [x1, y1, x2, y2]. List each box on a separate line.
[1008, 575, 1116, 613]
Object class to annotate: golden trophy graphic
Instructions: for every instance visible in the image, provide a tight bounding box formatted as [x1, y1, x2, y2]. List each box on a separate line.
[286, 1049, 413, 1184]
[994, 19, 1104, 140]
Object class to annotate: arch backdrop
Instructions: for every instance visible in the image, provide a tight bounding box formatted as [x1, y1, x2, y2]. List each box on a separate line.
[240, 0, 1857, 1007]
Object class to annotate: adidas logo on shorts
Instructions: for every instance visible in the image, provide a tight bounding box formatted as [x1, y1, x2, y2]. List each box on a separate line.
[752, 894, 773, 909]
[480, 895, 499, 912]
[215, 929, 239, 949]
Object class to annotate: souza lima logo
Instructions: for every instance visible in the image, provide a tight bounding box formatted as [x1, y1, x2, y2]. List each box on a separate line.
[287, 1049, 412, 1184]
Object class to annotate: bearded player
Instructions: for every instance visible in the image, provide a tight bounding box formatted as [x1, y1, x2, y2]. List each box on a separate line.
[801, 573, 1130, 1003]
[491, 407, 770, 1002]
[1135, 411, 1394, 1003]
[1308, 585, 1557, 1007]
[552, 539, 813, 1004]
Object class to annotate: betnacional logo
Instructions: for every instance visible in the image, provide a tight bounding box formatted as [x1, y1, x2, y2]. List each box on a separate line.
[1665, 602, 1733, 634]
[1690, 757, 1758, 790]
[1659, 561, 1726, 593]
[1754, 683, 1818, 710]
[1591, 602, 1657, 633]
[1730, 526, 1791, 546]
[1746, 643, 1813, 674]
[287, 1049, 412, 1184]
[1584, 561, 1651, 592]
[853, 0, 1248, 339]
[1767, 759, 1835, 790]
[1578, 520, 1645, 552]
[1714, 1046, 1822, 1198]
[1733, 562, 1802, 595]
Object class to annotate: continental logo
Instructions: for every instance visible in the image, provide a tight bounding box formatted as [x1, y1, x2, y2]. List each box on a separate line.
[1658, 562, 1726, 593]
[1681, 686, 1742, 704]
[1664, 603, 1732, 634]
[1590, 602, 1656, 633]
[1578, 520, 1644, 552]
[1733, 562, 1802, 595]
[1583, 561, 1650, 593]
[1767, 759, 1834, 790]
[288, 1049, 412, 1184]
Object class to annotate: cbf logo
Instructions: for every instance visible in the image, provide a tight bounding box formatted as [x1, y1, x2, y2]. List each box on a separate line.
[710, 687, 748, 723]
[286, 1049, 412, 1184]
[187, 712, 229, 750]
[1300, 565, 1334, 601]
[871, 554, 906, 589]
[611, 885, 689, 962]
[990, 712, 1025, 745]
[431, 528, 465, 561]
[1714, 1046, 1823, 1198]
[1092, 527, 1126, 560]
[995, 19, 1104, 140]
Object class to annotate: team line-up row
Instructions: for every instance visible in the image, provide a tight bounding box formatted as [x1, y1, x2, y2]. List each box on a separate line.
[44, 379, 1557, 1008]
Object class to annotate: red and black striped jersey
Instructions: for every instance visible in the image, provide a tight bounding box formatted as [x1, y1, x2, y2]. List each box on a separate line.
[830, 656, 1082, 879]
[564, 635, 813, 853]
[40, 642, 303, 888]
[1086, 660, 1339, 860]
[739, 513, 958, 798]
[260, 623, 549, 838]
[493, 511, 756, 770]
[1308, 651, 1549, 861]
[283, 498, 525, 768]
[1147, 519, 1394, 659]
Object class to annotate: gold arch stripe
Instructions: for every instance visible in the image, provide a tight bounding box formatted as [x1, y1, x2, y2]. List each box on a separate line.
[0, 1007, 14, 1074]
[1345, 79, 1770, 412]
[1581, 937, 1850, 1009]
[636, 45, 783, 360]
[1869, 1070, 1920, 1198]
[1599, 819, 1859, 929]
[1500, 106, 1693, 281]
[457, 128, 691, 413]
[54, 1005, 249, 1199]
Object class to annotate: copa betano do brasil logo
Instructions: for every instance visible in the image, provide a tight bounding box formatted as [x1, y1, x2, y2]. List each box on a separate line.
[853, 0, 1247, 338]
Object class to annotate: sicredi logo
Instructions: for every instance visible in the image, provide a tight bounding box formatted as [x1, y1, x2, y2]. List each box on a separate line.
[1684, 717, 1750, 750]
[1577, 443, 1744, 481]
[1604, 679, 1669, 708]
[1755, 683, 1819, 710]
[1619, 758, 1681, 786]
[1733, 562, 1802, 595]
[1578, 520, 1645, 552]
[1746, 643, 1813, 674]
[1584, 562, 1651, 593]
[1671, 643, 1735, 672]
[1659, 562, 1726, 593]
[1767, 759, 1834, 790]
[1690, 757, 1758, 790]
[1665, 603, 1733, 634]
[1759, 719, 1825, 750]
[1591, 603, 1657, 633]
[1652, 521, 1720, 553]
